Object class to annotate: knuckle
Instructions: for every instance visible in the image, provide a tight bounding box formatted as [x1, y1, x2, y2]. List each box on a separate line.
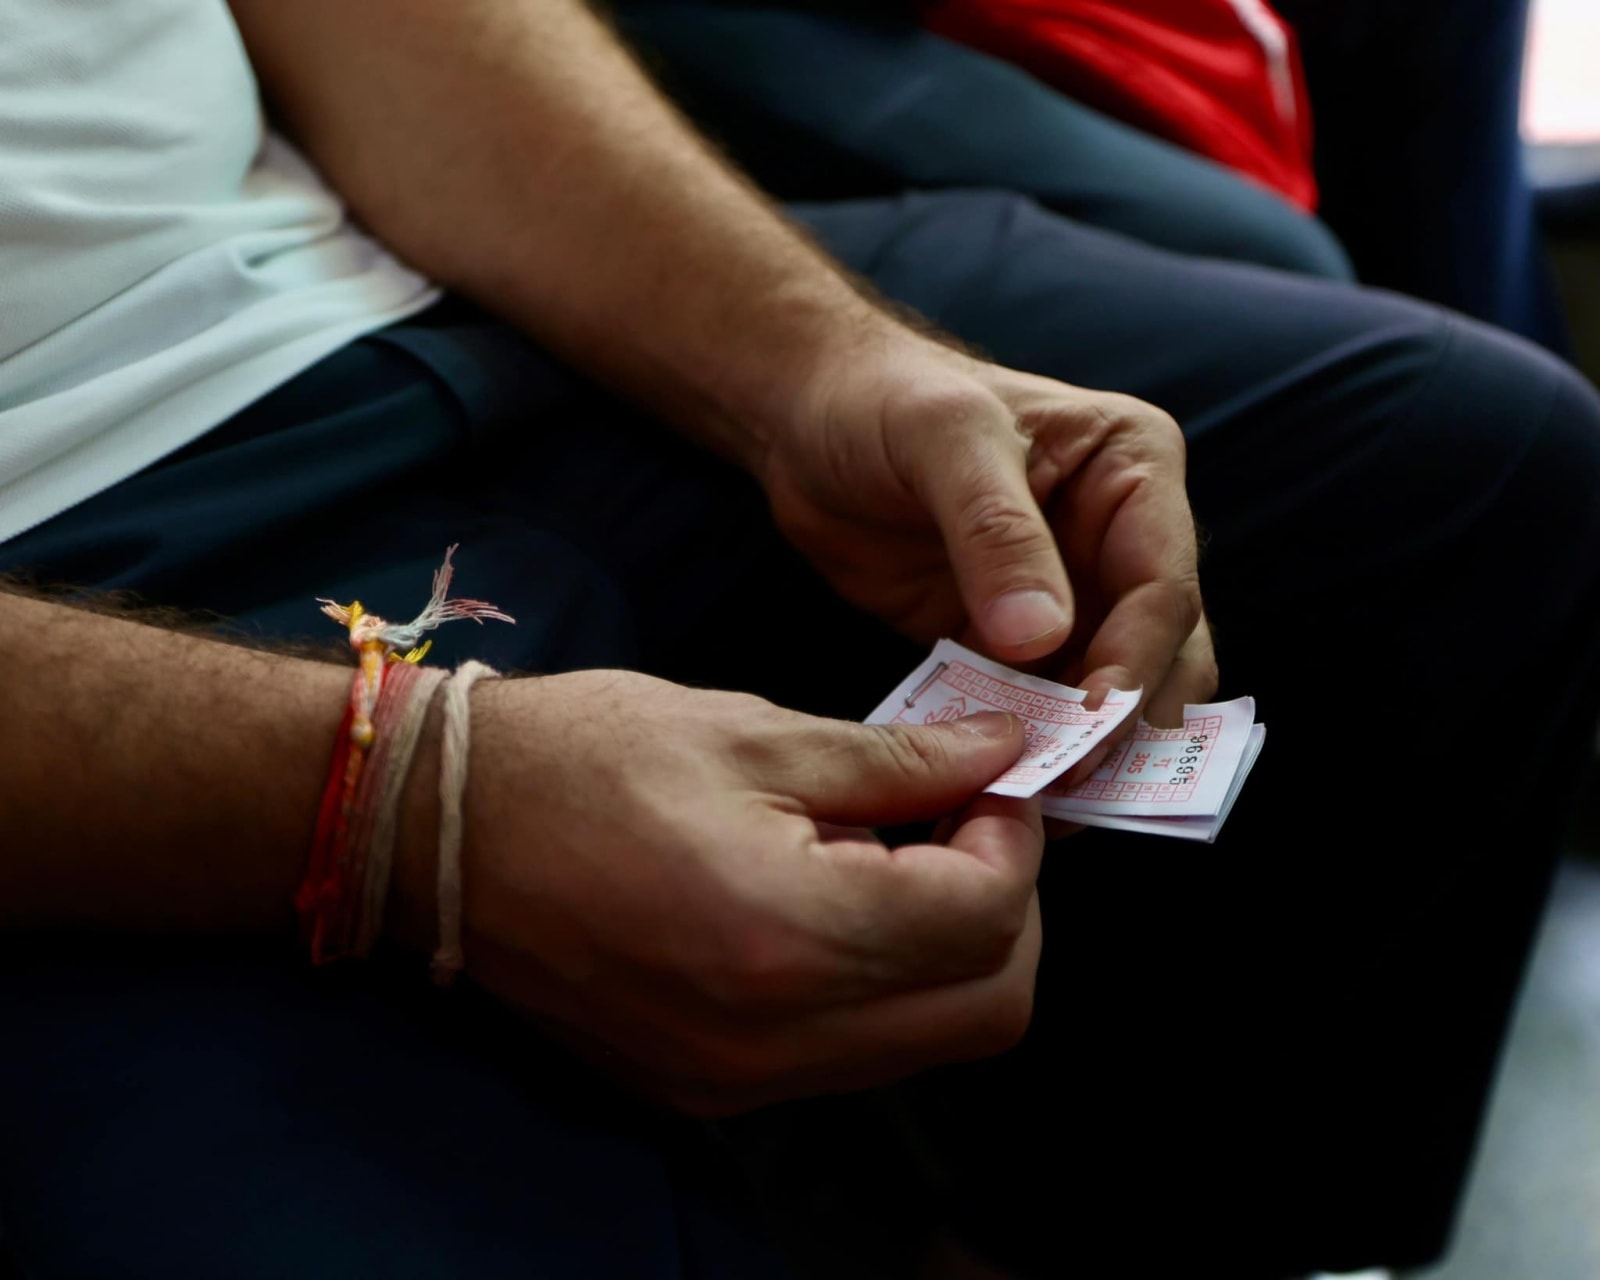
[885, 383, 1027, 473]
[956, 489, 1047, 557]
[879, 722, 952, 780]
[1110, 391, 1182, 437]
[969, 894, 1031, 973]
[1165, 579, 1205, 640]
[972, 975, 1037, 1056]
[1074, 397, 1122, 444]
[1094, 393, 1186, 461]
[1096, 391, 1144, 419]
[716, 696, 805, 767]
[934, 875, 1033, 980]
[887, 381, 1001, 433]
[1142, 403, 1184, 444]
[698, 920, 817, 1011]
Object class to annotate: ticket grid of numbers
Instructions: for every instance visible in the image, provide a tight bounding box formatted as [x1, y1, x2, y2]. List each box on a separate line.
[1044, 724, 1266, 843]
[866, 640, 1266, 841]
[863, 639, 1140, 798]
[1061, 714, 1226, 805]
[1044, 697, 1255, 818]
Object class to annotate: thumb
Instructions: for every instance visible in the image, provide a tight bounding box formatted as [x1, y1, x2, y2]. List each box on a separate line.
[782, 711, 1027, 827]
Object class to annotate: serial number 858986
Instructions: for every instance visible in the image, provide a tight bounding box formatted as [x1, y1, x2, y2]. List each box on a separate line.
[1168, 733, 1209, 785]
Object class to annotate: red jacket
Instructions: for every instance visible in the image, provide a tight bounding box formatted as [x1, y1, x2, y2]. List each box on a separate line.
[924, 0, 1318, 210]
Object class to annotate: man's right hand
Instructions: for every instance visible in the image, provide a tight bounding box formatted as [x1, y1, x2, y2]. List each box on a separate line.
[392, 670, 1043, 1116]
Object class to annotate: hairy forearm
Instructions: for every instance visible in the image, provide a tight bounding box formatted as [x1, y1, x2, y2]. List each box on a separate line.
[0, 591, 352, 933]
[229, 0, 889, 469]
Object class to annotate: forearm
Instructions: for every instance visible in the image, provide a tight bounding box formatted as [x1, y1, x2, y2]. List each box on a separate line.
[0, 591, 351, 934]
[230, 0, 892, 470]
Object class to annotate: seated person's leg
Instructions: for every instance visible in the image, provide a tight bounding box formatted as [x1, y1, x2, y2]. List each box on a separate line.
[770, 191, 1600, 1276]
[0, 334, 812, 1280]
[0, 944, 787, 1280]
[612, 2, 1354, 281]
[9, 193, 1598, 1277]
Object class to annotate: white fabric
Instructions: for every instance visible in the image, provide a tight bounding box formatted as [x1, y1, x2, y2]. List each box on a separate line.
[1224, 0, 1299, 125]
[0, 0, 439, 543]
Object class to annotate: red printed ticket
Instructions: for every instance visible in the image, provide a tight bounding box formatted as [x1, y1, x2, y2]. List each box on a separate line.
[1043, 725, 1266, 844]
[1041, 697, 1256, 818]
[864, 639, 1139, 798]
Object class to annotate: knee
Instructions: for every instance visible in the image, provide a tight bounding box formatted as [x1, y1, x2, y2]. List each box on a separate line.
[1406, 318, 1600, 586]
[1436, 320, 1600, 492]
[1244, 305, 1600, 602]
[1499, 349, 1600, 561]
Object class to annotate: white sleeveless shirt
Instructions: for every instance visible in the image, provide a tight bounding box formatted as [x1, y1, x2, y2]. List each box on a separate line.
[0, 0, 439, 543]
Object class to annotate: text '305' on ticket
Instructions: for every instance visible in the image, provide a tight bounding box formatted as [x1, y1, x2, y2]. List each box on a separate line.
[863, 639, 1139, 798]
[1042, 723, 1266, 843]
[1042, 697, 1257, 818]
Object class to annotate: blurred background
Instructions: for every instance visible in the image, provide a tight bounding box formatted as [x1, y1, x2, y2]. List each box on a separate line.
[1412, 5, 1600, 1277]
[1526, 0, 1600, 378]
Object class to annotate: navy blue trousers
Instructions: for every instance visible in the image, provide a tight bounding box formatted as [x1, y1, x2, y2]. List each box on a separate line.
[5, 193, 1600, 1277]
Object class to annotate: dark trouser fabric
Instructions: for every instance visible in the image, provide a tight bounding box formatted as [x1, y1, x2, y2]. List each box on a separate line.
[4, 192, 1600, 1278]
[1277, 0, 1570, 354]
[614, 0, 1567, 353]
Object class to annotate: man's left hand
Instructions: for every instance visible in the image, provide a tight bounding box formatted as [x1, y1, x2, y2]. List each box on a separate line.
[759, 329, 1216, 723]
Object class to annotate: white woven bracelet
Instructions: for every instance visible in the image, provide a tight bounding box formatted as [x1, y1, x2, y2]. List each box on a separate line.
[431, 659, 500, 986]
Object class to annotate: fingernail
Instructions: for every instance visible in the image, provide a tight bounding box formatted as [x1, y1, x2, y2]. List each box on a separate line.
[949, 711, 1019, 740]
[984, 589, 1068, 648]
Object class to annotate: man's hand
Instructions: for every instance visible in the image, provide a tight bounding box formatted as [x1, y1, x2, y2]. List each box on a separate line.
[763, 330, 1216, 724]
[1, 593, 1038, 1114]
[391, 671, 1042, 1115]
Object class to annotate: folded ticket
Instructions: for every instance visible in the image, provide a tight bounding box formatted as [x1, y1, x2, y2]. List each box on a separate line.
[1043, 711, 1266, 844]
[1045, 696, 1256, 818]
[867, 641, 1265, 840]
[864, 639, 1139, 798]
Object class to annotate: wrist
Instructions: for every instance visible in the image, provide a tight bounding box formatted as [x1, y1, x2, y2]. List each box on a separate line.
[748, 315, 983, 473]
[701, 285, 898, 477]
[384, 670, 517, 962]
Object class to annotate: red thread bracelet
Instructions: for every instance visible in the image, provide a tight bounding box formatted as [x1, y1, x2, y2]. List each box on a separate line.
[297, 662, 389, 964]
[299, 547, 513, 968]
[297, 695, 357, 963]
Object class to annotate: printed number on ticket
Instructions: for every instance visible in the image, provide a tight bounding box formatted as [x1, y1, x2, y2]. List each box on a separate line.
[1041, 698, 1256, 818]
[1043, 725, 1266, 843]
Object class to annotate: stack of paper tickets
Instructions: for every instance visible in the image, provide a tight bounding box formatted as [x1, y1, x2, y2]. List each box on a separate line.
[866, 639, 1264, 843]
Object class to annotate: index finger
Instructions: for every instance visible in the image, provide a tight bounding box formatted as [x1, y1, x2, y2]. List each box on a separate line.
[902, 399, 1076, 663]
[1076, 577, 1202, 715]
[1054, 443, 1202, 714]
